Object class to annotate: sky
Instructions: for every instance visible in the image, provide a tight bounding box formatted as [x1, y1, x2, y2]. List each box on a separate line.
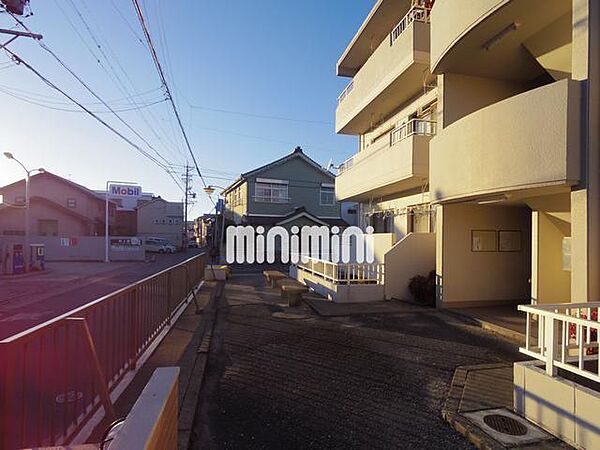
[0, 0, 373, 217]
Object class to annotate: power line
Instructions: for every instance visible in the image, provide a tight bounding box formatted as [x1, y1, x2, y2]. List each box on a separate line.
[5, 8, 186, 179]
[52, 0, 188, 165]
[0, 87, 166, 113]
[2, 46, 185, 192]
[190, 104, 334, 126]
[131, 0, 212, 196]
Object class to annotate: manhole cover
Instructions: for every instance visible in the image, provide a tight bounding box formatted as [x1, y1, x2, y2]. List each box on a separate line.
[483, 414, 528, 436]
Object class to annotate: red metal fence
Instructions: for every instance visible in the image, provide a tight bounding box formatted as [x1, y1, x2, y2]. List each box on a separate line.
[0, 252, 206, 450]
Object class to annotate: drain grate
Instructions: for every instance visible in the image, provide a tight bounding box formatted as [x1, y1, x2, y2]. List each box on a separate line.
[483, 414, 528, 436]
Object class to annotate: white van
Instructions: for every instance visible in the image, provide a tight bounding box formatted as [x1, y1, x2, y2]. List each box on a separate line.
[145, 237, 177, 254]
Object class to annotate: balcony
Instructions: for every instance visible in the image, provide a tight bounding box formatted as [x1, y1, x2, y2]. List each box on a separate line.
[430, 0, 572, 81]
[336, 119, 435, 202]
[430, 79, 581, 203]
[336, 5, 431, 135]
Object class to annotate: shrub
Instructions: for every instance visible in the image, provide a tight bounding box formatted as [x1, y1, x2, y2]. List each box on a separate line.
[408, 270, 436, 306]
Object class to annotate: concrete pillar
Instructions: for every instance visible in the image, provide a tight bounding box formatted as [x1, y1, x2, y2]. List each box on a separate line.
[570, 0, 600, 302]
[435, 204, 444, 307]
[532, 211, 571, 304]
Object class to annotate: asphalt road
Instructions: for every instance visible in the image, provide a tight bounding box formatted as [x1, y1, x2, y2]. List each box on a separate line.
[0, 249, 204, 340]
[193, 275, 522, 450]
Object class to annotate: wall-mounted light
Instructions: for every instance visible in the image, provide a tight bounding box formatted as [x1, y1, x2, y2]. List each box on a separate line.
[482, 22, 520, 51]
[477, 194, 509, 205]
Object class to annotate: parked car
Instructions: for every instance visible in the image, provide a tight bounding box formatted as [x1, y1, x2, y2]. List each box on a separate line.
[145, 237, 177, 254]
[188, 240, 199, 248]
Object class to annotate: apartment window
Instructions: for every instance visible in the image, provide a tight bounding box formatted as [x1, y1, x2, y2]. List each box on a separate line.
[67, 198, 77, 208]
[320, 186, 335, 206]
[254, 180, 289, 203]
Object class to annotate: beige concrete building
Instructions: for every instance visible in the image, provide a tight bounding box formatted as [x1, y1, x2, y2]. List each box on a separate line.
[428, 1, 600, 447]
[335, 0, 438, 300]
[137, 198, 184, 249]
[338, 0, 600, 447]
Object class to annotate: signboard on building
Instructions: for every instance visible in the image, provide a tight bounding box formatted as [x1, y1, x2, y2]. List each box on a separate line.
[108, 184, 142, 198]
[110, 237, 142, 252]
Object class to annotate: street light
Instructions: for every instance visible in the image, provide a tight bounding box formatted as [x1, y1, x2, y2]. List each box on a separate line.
[3, 152, 44, 272]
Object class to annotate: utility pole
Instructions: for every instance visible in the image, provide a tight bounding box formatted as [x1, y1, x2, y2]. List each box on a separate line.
[182, 164, 194, 252]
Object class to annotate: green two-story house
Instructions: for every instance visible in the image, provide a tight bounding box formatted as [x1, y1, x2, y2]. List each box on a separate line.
[222, 147, 345, 228]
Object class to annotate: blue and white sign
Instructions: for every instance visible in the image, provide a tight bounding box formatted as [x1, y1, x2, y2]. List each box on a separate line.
[109, 183, 142, 198]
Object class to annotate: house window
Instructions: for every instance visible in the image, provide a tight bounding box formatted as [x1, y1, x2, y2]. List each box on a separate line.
[320, 186, 335, 206]
[255, 181, 289, 203]
[67, 198, 77, 208]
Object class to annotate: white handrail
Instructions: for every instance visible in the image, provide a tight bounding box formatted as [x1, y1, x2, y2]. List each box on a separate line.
[390, 118, 437, 145]
[296, 257, 385, 285]
[338, 118, 436, 175]
[337, 80, 354, 105]
[519, 303, 600, 384]
[390, 4, 432, 45]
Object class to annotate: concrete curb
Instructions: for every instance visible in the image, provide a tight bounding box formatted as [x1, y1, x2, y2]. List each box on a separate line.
[442, 365, 516, 450]
[440, 309, 526, 345]
[442, 364, 571, 450]
[178, 281, 224, 450]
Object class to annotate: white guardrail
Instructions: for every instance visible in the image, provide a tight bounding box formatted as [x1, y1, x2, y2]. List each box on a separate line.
[296, 257, 385, 285]
[519, 303, 600, 384]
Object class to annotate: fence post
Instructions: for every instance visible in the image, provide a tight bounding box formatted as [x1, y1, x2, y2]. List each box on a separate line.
[167, 271, 173, 325]
[0, 343, 15, 450]
[545, 317, 557, 376]
[128, 287, 138, 371]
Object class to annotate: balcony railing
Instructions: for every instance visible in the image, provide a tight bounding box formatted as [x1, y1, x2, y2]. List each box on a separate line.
[390, 2, 432, 45]
[338, 119, 436, 175]
[519, 303, 600, 384]
[253, 195, 291, 204]
[296, 257, 385, 285]
[390, 118, 437, 145]
[337, 80, 354, 105]
[337, 2, 432, 107]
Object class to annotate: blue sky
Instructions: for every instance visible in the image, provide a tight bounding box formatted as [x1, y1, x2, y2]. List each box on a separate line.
[0, 0, 373, 216]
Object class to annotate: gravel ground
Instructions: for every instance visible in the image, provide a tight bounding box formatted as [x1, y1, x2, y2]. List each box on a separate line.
[195, 275, 522, 450]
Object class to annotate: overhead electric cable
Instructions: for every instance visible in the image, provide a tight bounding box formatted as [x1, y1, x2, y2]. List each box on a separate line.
[2, 47, 185, 192]
[131, 0, 211, 196]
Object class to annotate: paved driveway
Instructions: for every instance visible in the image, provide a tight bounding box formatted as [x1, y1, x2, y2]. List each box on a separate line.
[0, 250, 203, 339]
[194, 275, 522, 449]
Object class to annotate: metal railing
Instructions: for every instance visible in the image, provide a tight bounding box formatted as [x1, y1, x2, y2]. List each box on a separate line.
[337, 80, 354, 105]
[337, 155, 355, 175]
[252, 195, 291, 204]
[519, 303, 600, 384]
[338, 119, 436, 175]
[296, 257, 385, 285]
[0, 252, 207, 450]
[390, 3, 432, 45]
[390, 118, 437, 145]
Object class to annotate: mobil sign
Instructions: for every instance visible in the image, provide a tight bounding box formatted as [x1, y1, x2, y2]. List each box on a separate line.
[109, 183, 141, 198]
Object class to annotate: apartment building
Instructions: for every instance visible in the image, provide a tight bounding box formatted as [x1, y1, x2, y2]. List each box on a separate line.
[428, 1, 600, 446]
[336, 2, 600, 444]
[335, 0, 438, 300]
